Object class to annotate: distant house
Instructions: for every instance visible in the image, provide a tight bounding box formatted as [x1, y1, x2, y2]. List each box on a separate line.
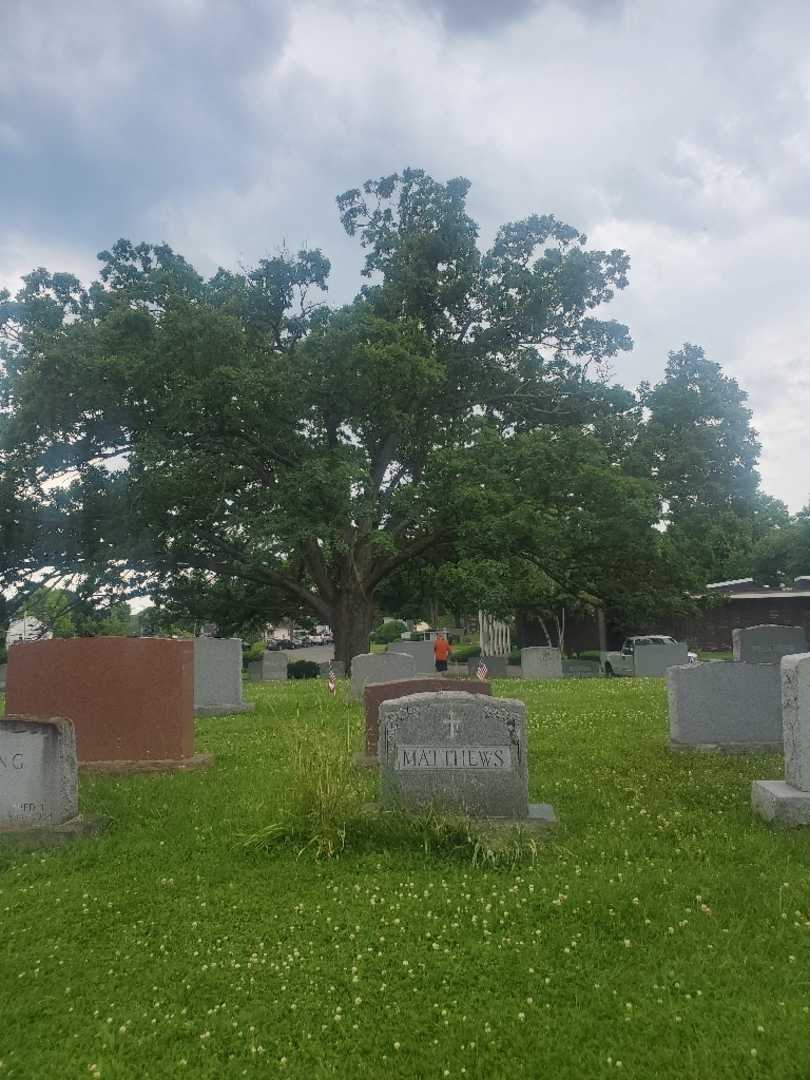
[6, 615, 52, 647]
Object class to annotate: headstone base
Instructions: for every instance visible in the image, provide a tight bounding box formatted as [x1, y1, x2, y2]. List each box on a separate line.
[0, 814, 107, 846]
[752, 780, 810, 825]
[80, 752, 215, 775]
[361, 801, 557, 829]
[670, 739, 781, 755]
[194, 702, 256, 717]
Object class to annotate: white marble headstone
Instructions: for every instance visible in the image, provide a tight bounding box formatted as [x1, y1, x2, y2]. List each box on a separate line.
[0, 716, 78, 829]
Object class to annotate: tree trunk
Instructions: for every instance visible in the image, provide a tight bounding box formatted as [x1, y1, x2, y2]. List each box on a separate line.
[331, 586, 376, 671]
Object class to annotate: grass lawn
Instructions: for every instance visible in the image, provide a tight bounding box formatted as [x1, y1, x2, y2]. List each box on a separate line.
[2, 678, 810, 1079]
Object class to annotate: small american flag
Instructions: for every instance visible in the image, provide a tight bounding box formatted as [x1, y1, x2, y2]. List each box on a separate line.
[327, 663, 337, 695]
[476, 658, 488, 681]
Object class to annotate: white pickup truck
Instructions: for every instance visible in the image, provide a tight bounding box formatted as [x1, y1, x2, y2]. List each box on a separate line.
[602, 635, 696, 677]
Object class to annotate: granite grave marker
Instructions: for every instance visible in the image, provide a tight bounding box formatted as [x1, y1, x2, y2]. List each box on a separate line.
[378, 690, 555, 824]
[753, 654, 810, 825]
[0, 715, 78, 830]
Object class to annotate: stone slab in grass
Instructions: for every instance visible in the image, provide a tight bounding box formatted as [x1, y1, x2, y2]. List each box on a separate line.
[520, 646, 563, 679]
[247, 651, 288, 682]
[5, 637, 202, 770]
[194, 637, 255, 716]
[466, 655, 509, 678]
[386, 639, 436, 675]
[377, 690, 556, 826]
[753, 653, 810, 825]
[733, 624, 807, 665]
[0, 715, 94, 841]
[350, 651, 416, 702]
[668, 660, 783, 753]
[354, 676, 492, 768]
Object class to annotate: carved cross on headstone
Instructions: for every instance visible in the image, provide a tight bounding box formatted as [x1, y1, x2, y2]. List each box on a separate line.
[443, 711, 462, 739]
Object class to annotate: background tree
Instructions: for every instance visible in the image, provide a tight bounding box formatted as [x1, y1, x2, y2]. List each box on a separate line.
[633, 343, 783, 585]
[1, 170, 638, 666]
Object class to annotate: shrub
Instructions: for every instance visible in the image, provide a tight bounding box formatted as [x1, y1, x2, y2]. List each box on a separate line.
[451, 644, 480, 663]
[242, 639, 267, 668]
[287, 659, 319, 679]
[576, 649, 602, 661]
[371, 619, 408, 645]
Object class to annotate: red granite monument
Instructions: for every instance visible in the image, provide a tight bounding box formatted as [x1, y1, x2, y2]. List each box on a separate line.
[355, 676, 493, 768]
[5, 638, 210, 772]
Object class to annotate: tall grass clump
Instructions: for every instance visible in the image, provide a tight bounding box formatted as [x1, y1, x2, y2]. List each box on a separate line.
[242, 727, 364, 859]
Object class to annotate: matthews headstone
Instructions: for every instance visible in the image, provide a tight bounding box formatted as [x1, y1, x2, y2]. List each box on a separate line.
[733, 624, 807, 665]
[668, 661, 783, 752]
[350, 651, 416, 702]
[356, 676, 492, 767]
[319, 660, 346, 678]
[378, 690, 555, 825]
[520, 647, 563, 680]
[248, 651, 288, 682]
[194, 637, 255, 716]
[753, 653, 810, 825]
[466, 655, 509, 678]
[387, 639, 435, 675]
[0, 715, 78, 830]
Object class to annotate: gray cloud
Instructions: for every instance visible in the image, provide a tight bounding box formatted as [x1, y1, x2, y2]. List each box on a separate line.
[2, 0, 810, 509]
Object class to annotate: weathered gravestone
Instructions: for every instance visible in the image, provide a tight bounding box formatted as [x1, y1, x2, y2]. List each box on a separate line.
[355, 677, 492, 768]
[0, 715, 78, 830]
[520, 647, 563, 680]
[5, 637, 210, 772]
[0, 663, 6, 691]
[378, 691, 556, 825]
[350, 651, 416, 702]
[752, 654, 810, 824]
[668, 661, 783, 752]
[562, 659, 602, 679]
[633, 641, 689, 676]
[387, 639, 435, 675]
[732, 624, 807, 665]
[466, 655, 509, 679]
[194, 637, 255, 716]
[248, 651, 288, 682]
[319, 660, 346, 678]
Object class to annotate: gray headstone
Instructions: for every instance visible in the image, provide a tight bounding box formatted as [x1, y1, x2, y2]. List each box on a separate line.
[668, 660, 782, 751]
[387, 639, 435, 674]
[350, 652, 416, 701]
[248, 651, 288, 682]
[783, 653, 810, 791]
[521, 647, 563, 680]
[0, 663, 5, 691]
[319, 659, 346, 678]
[0, 716, 78, 829]
[466, 655, 509, 678]
[562, 659, 602, 678]
[634, 642, 689, 677]
[378, 691, 528, 818]
[752, 654, 810, 825]
[732, 625, 807, 665]
[194, 638, 254, 715]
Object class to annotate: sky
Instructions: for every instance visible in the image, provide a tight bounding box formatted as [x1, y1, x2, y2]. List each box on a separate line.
[3, 0, 809, 510]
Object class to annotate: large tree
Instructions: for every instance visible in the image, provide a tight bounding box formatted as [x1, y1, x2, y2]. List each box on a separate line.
[1, 169, 637, 665]
[633, 343, 784, 585]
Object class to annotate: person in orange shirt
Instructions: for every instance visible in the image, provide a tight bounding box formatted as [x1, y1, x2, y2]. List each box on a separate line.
[433, 632, 451, 673]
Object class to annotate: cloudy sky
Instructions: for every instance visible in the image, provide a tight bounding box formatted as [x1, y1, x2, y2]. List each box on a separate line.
[4, 0, 809, 509]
